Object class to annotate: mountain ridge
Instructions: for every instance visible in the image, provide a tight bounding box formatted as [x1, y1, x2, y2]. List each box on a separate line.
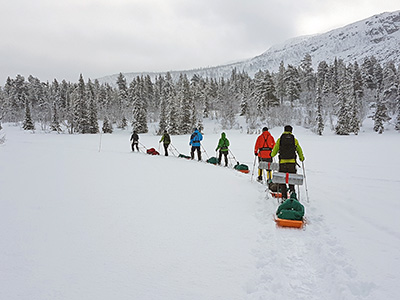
[97, 10, 400, 85]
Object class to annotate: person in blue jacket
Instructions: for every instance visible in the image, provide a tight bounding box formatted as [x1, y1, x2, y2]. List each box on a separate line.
[190, 128, 203, 161]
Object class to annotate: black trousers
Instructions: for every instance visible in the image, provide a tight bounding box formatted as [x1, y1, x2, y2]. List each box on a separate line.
[191, 146, 201, 160]
[279, 163, 297, 198]
[218, 151, 228, 166]
[163, 143, 169, 156]
[131, 142, 139, 151]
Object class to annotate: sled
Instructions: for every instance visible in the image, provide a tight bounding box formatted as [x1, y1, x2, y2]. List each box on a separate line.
[238, 169, 250, 174]
[258, 161, 279, 171]
[275, 217, 304, 229]
[206, 157, 218, 165]
[147, 148, 160, 155]
[272, 172, 304, 185]
[270, 191, 283, 198]
[234, 163, 250, 174]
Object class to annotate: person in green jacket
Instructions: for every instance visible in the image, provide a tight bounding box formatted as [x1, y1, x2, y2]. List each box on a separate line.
[159, 130, 171, 156]
[215, 132, 230, 167]
[276, 192, 305, 220]
[271, 125, 305, 200]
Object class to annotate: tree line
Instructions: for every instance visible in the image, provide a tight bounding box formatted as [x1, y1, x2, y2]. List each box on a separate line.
[1, 54, 399, 135]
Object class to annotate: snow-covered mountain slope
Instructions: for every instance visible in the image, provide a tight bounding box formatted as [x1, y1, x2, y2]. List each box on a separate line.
[98, 10, 400, 84]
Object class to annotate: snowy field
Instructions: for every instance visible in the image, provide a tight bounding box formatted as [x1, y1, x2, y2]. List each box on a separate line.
[1, 119, 399, 300]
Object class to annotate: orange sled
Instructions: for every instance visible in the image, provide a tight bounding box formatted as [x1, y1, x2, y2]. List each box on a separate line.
[238, 169, 250, 174]
[275, 217, 304, 229]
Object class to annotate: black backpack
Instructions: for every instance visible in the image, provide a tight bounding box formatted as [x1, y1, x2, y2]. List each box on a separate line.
[279, 133, 296, 160]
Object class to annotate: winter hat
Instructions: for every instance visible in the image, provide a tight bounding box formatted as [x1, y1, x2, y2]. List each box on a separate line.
[262, 127, 268, 132]
[284, 125, 293, 132]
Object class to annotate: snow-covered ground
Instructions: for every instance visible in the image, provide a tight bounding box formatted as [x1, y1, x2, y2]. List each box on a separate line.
[1, 119, 399, 300]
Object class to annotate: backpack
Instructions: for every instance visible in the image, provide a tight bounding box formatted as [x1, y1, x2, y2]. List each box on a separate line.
[147, 148, 160, 155]
[279, 133, 296, 160]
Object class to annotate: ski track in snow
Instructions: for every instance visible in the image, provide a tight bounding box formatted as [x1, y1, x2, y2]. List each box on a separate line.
[246, 185, 376, 300]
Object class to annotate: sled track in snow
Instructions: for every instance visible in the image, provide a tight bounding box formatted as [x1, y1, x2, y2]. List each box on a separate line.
[246, 187, 376, 300]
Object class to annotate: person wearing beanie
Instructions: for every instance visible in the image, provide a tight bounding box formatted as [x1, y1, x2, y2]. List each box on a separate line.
[271, 125, 305, 200]
[254, 127, 275, 182]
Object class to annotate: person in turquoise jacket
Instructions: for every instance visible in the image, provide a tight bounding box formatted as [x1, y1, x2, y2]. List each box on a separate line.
[215, 132, 230, 167]
[190, 128, 203, 160]
[271, 125, 305, 200]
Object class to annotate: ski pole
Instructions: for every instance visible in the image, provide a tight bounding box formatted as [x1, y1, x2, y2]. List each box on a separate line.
[98, 132, 102, 152]
[228, 149, 239, 164]
[250, 155, 257, 182]
[139, 141, 147, 153]
[201, 144, 210, 159]
[302, 161, 310, 203]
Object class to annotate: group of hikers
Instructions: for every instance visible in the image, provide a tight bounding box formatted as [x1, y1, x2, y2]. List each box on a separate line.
[131, 125, 306, 225]
[131, 125, 305, 202]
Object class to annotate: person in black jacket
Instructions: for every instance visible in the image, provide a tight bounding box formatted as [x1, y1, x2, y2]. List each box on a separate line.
[271, 125, 305, 200]
[130, 131, 139, 152]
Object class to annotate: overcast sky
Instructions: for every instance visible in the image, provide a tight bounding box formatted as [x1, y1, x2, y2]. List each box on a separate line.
[1, 0, 399, 84]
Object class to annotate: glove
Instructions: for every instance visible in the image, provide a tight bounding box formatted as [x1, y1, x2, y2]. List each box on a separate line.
[255, 152, 258, 156]
[215, 148, 218, 152]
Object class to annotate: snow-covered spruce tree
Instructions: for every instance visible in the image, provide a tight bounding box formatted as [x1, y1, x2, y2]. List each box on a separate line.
[381, 61, 398, 115]
[161, 73, 178, 135]
[284, 65, 301, 107]
[395, 91, 400, 132]
[176, 74, 194, 134]
[218, 78, 236, 130]
[6, 75, 26, 123]
[275, 60, 286, 104]
[23, 99, 35, 131]
[50, 102, 61, 132]
[27, 75, 48, 130]
[253, 70, 279, 121]
[349, 62, 364, 135]
[116, 73, 129, 128]
[102, 116, 113, 133]
[191, 74, 207, 131]
[335, 65, 352, 135]
[315, 88, 324, 135]
[143, 75, 156, 123]
[73, 74, 90, 133]
[240, 75, 253, 117]
[299, 53, 316, 127]
[88, 96, 99, 134]
[372, 92, 390, 134]
[155, 75, 167, 134]
[131, 77, 148, 133]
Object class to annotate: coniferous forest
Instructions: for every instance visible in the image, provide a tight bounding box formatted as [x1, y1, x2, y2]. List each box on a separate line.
[1, 54, 399, 136]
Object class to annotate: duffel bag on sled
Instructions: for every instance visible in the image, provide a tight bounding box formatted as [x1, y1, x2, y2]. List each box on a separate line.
[147, 148, 160, 155]
[206, 157, 218, 165]
[234, 162, 250, 174]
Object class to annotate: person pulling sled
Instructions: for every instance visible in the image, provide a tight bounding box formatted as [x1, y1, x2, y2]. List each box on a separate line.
[215, 132, 230, 167]
[254, 127, 275, 182]
[130, 131, 139, 152]
[271, 125, 305, 200]
[190, 128, 203, 161]
[159, 130, 171, 156]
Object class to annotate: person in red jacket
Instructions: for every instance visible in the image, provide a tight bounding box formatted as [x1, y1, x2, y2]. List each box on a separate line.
[254, 127, 275, 182]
